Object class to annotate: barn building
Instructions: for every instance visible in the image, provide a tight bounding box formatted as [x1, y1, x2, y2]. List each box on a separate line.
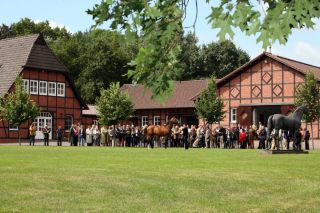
[120, 80, 209, 126]
[0, 34, 87, 143]
[215, 52, 320, 138]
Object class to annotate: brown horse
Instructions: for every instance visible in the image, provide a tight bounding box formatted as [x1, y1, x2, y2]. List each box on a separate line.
[145, 117, 180, 148]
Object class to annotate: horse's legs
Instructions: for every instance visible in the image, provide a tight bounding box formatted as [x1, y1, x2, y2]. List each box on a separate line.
[274, 129, 280, 150]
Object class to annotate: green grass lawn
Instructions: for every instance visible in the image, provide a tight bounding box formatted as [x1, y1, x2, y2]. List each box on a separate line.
[0, 147, 320, 213]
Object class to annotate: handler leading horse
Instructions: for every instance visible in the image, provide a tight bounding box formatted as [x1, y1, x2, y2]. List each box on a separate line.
[145, 117, 180, 148]
[267, 105, 308, 149]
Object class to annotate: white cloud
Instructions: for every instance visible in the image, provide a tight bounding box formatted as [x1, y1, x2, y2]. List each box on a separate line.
[294, 42, 320, 66]
[34, 19, 71, 32]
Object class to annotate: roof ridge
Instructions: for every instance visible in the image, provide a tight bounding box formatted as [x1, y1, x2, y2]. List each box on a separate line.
[272, 54, 320, 69]
[0, 33, 40, 42]
[122, 79, 210, 87]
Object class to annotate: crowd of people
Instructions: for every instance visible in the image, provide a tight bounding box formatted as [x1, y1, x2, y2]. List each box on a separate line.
[28, 121, 311, 150]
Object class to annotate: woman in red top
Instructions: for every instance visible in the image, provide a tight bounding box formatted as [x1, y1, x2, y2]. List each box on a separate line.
[239, 129, 247, 149]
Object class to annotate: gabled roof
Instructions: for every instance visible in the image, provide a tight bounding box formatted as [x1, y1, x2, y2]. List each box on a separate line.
[0, 34, 38, 95]
[121, 79, 209, 110]
[217, 52, 320, 86]
[0, 34, 87, 109]
[266, 53, 320, 80]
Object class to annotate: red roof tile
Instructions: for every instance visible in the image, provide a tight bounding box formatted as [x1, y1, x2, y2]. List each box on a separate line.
[121, 80, 209, 109]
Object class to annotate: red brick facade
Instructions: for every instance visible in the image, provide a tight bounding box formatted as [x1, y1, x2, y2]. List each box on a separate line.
[0, 69, 84, 142]
[217, 52, 320, 138]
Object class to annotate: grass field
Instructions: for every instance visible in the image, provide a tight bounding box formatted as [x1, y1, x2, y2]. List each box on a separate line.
[0, 147, 320, 213]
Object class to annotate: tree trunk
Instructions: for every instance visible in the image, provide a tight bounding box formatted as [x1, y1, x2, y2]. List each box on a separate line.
[112, 125, 115, 147]
[311, 122, 314, 150]
[18, 126, 21, 146]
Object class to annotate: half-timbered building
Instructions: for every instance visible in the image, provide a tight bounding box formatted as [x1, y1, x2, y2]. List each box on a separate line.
[216, 52, 320, 138]
[0, 34, 87, 142]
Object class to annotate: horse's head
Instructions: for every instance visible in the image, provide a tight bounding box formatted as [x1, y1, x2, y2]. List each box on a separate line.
[301, 104, 309, 114]
[170, 117, 180, 126]
[295, 104, 309, 115]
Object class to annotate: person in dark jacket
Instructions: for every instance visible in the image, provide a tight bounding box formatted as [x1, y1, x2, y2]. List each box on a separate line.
[69, 124, 79, 146]
[182, 124, 189, 149]
[283, 130, 291, 150]
[294, 128, 302, 151]
[258, 126, 267, 149]
[42, 125, 50, 146]
[56, 126, 63, 146]
[304, 128, 310, 150]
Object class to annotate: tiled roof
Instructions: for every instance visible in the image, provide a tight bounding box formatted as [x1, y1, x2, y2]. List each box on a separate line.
[121, 80, 209, 110]
[82, 104, 97, 115]
[0, 34, 37, 95]
[266, 53, 320, 80]
[0, 34, 69, 96]
[0, 34, 87, 109]
[217, 52, 320, 86]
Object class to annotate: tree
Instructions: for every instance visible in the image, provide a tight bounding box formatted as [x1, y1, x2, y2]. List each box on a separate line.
[175, 32, 201, 81]
[87, 0, 319, 100]
[198, 41, 249, 79]
[50, 29, 136, 104]
[295, 72, 320, 150]
[0, 18, 70, 40]
[195, 77, 225, 124]
[96, 82, 134, 147]
[0, 76, 39, 145]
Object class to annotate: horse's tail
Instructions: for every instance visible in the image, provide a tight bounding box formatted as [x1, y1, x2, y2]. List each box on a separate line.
[267, 115, 273, 139]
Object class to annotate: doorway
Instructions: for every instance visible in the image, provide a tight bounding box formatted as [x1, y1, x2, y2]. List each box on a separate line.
[253, 106, 281, 127]
[34, 112, 52, 139]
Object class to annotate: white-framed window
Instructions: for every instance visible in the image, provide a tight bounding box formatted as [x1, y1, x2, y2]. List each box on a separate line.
[64, 115, 73, 131]
[9, 123, 18, 131]
[57, 83, 65, 97]
[48, 82, 56, 96]
[230, 108, 237, 123]
[142, 116, 148, 126]
[22, 79, 29, 92]
[154, 116, 161, 126]
[165, 115, 169, 123]
[39, 81, 47, 95]
[30, 80, 38, 95]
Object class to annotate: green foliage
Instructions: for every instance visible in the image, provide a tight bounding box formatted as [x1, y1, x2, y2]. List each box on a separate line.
[295, 72, 320, 123]
[49, 29, 136, 104]
[88, 0, 319, 100]
[176, 33, 250, 80]
[0, 76, 39, 128]
[208, 0, 320, 49]
[198, 40, 249, 79]
[195, 77, 225, 124]
[88, 0, 183, 102]
[88, 0, 316, 100]
[0, 17, 70, 40]
[96, 82, 134, 126]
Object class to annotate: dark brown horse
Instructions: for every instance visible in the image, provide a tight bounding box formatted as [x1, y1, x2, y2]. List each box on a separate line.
[145, 117, 180, 148]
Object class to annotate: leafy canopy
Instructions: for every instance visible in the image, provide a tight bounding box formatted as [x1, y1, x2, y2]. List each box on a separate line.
[0, 17, 70, 40]
[195, 77, 225, 124]
[96, 82, 134, 126]
[50, 29, 136, 104]
[0, 76, 39, 127]
[176, 33, 250, 80]
[295, 72, 320, 123]
[87, 0, 319, 100]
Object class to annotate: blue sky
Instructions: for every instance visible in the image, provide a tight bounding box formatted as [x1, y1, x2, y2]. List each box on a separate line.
[1, 0, 319, 66]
